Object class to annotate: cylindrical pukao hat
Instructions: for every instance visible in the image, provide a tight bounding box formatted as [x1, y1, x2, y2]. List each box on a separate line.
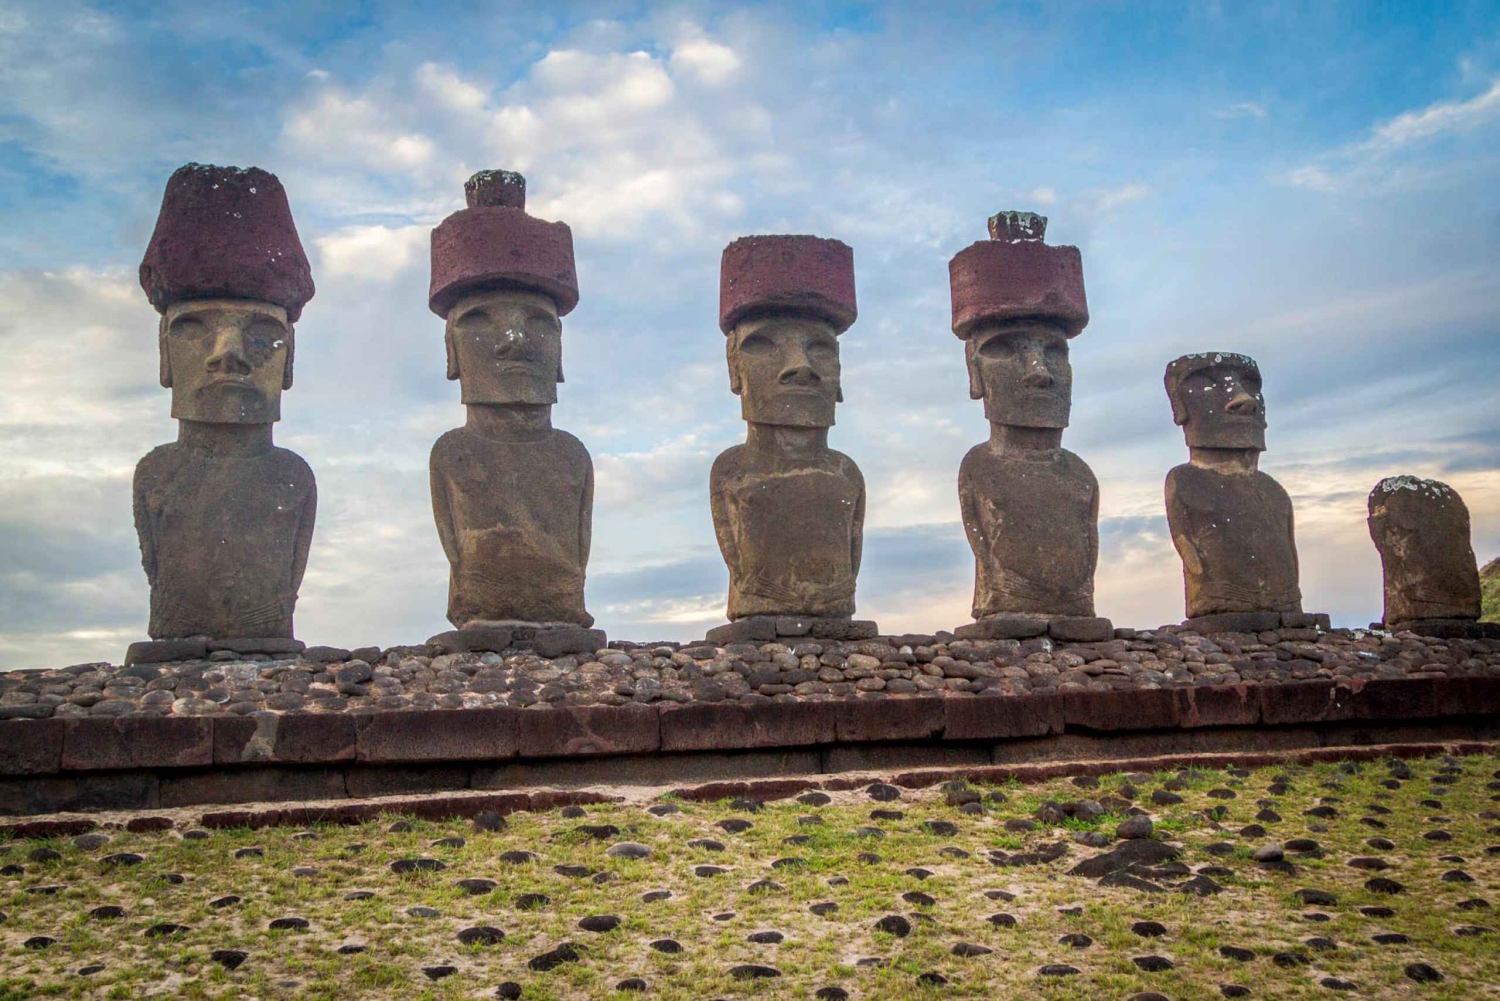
[719, 234, 857, 334]
[428, 170, 579, 318]
[140, 163, 315, 322]
[948, 211, 1087, 338]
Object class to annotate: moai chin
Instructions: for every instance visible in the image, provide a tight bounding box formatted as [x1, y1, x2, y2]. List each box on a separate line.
[1367, 476, 1495, 638]
[128, 164, 318, 665]
[705, 235, 876, 645]
[1164, 352, 1314, 633]
[426, 170, 603, 656]
[948, 211, 1111, 644]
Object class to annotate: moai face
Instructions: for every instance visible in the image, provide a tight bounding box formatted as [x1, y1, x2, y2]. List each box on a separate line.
[966, 319, 1072, 428]
[160, 298, 292, 424]
[1170, 355, 1266, 450]
[445, 288, 562, 405]
[727, 314, 842, 428]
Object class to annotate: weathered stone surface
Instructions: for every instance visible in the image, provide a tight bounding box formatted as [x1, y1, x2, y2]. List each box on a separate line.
[208, 638, 305, 655]
[712, 235, 868, 629]
[355, 708, 519, 763]
[214, 714, 357, 765]
[62, 717, 212, 771]
[660, 702, 835, 752]
[516, 704, 659, 757]
[134, 164, 317, 647]
[1048, 616, 1113, 642]
[834, 697, 944, 743]
[954, 614, 1049, 640]
[1064, 689, 1180, 732]
[0, 720, 64, 776]
[1369, 476, 1483, 627]
[1164, 353, 1301, 620]
[429, 175, 595, 633]
[950, 214, 1101, 634]
[124, 638, 207, 666]
[705, 617, 877, 644]
[1183, 611, 1283, 634]
[943, 693, 1062, 741]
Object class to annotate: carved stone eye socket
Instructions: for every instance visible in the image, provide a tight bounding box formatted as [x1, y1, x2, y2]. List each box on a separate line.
[739, 332, 774, 354]
[169, 317, 209, 339]
[455, 309, 490, 332]
[524, 313, 559, 339]
[978, 335, 1016, 359]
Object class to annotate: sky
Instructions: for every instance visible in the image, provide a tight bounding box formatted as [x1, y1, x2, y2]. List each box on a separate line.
[2, 1, 1499, 670]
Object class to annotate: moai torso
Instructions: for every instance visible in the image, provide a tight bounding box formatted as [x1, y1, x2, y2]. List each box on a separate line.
[430, 424, 593, 627]
[1368, 476, 1481, 625]
[961, 444, 1098, 618]
[134, 440, 315, 639]
[1165, 463, 1301, 617]
[711, 441, 864, 619]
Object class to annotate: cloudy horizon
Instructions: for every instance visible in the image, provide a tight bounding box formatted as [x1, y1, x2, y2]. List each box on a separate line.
[2, 2, 1498, 670]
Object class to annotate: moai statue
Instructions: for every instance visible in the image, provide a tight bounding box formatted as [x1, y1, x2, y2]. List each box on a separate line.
[706, 235, 876, 644]
[1164, 353, 1323, 633]
[426, 171, 603, 657]
[948, 211, 1112, 644]
[1368, 476, 1496, 638]
[128, 164, 317, 665]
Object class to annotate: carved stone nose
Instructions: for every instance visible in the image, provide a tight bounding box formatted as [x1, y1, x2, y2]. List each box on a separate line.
[1226, 392, 1259, 415]
[1023, 367, 1053, 388]
[780, 365, 819, 385]
[206, 332, 251, 374]
[493, 328, 526, 357]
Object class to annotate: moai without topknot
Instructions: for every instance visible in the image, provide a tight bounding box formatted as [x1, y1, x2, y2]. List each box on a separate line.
[705, 235, 876, 644]
[1164, 353, 1326, 633]
[948, 211, 1112, 643]
[426, 171, 603, 657]
[1368, 476, 1496, 638]
[128, 164, 318, 665]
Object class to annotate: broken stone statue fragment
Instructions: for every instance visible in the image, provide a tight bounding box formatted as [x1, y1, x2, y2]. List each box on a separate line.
[426, 170, 603, 656]
[706, 234, 876, 645]
[1368, 476, 1496, 638]
[129, 163, 317, 664]
[1164, 352, 1310, 633]
[948, 211, 1110, 644]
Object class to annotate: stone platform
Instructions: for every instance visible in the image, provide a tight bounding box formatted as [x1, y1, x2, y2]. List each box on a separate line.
[704, 616, 880, 644]
[954, 614, 1114, 643]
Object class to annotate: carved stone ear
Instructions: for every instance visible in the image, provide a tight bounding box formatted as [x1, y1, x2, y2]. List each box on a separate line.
[556, 351, 565, 384]
[964, 340, 983, 401]
[158, 320, 172, 389]
[725, 337, 742, 396]
[445, 329, 460, 381]
[1168, 390, 1190, 426]
[282, 327, 295, 391]
[836, 384, 844, 404]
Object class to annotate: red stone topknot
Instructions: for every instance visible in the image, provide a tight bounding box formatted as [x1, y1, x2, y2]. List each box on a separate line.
[139, 164, 315, 322]
[719, 235, 857, 334]
[948, 210, 1088, 338]
[429, 170, 578, 318]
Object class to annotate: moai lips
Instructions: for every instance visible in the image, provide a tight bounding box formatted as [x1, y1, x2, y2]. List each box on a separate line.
[948, 212, 1109, 642]
[1164, 352, 1305, 628]
[1368, 476, 1492, 637]
[129, 164, 317, 658]
[427, 172, 601, 646]
[708, 235, 875, 642]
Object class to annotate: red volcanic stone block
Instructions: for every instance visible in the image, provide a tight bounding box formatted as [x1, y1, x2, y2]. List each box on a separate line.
[949, 237, 1088, 338]
[516, 704, 659, 758]
[942, 693, 1062, 741]
[214, 713, 356, 765]
[719, 235, 857, 333]
[125, 816, 175, 833]
[356, 708, 520, 763]
[834, 696, 945, 743]
[659, 702, 836, 752]
[62, 717, 212, 771]
[0, 719, 64, 776]
[0, 819, 97, 840]
[1062, 689, 1179, 732]
[1177, 685, 1260, 728]
[1256, 680, 1354, 725]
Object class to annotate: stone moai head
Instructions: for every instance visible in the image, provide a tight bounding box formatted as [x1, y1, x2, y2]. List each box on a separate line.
[949, 212, 1088, 428]
[429, 171, 579, 405]
[720, 235, 857, 428]
[1368, 475, 1482, 623]
[139, 164, 315, 424]
[1165, 352, 1267, 450]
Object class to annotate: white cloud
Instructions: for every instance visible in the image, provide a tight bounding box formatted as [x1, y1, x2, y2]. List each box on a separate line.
[670, 37, 743, 84]
[1094, 182, 1150, 212]
[1214, 101, 1268, 120]
[1361, 77, 1500, 151]
[1029, 187, 1058, 206]
[283, 90, 436, 171]
[315, 224, 428, 281]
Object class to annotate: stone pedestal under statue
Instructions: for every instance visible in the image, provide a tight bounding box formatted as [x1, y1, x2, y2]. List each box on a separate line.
[947, 211, 1111, 645]
[126, 164, 318, 666]
[424, 171, 603, 658]
[1163, 352, 1327, 635]
[705, 235, 876, 646]
[1368, 475, 1498, 639]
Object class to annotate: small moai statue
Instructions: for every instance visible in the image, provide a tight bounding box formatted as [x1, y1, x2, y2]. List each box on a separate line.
[128, 164, 318, 665]
[948, 211, 1112, 644]
[705, 235, 876, 644]
[1164, 353, 1322, 633]
[1367, 476, 1496, 638]
[425, 171, 603, 657]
